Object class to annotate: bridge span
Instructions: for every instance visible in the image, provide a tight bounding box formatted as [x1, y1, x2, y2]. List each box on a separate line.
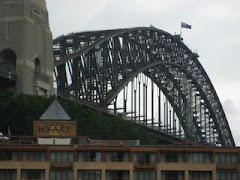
[53, 27, 235, 147]
[0, 0, 235, 147]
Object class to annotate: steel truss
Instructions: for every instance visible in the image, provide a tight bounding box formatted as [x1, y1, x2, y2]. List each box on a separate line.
[53, 27, 235, 146]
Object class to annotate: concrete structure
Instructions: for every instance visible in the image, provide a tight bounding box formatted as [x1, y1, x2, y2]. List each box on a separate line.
[0, 0, 53, 95]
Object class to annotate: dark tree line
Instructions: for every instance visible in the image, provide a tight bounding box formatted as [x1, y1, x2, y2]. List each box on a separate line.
[0, 91, 158, 145]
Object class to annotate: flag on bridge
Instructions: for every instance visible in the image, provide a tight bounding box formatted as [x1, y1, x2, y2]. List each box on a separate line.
[181, 22, 192, 29]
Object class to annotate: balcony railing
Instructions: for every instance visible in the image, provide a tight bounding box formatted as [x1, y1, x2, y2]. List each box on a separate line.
[106, 159, 127, 162]
[81, 158, 97, 162]
[134, 158, 156, 168]
[0, 157, 17, 161]
[21, 179, 44, 180]
[106, 177, 129, 180]
[134, 161, 156, 169]
[0, 136, 88, 146]
[51, 161, 73, 168]
[216, 164, 238, 170]
[34, 72, 49, 83]
[0, 71, 17, 80]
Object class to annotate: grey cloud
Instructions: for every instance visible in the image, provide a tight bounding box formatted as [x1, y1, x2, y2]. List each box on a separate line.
[223, 99, 239, 114]
[225, 111, 240, 145]
[45, 0, 240, 145]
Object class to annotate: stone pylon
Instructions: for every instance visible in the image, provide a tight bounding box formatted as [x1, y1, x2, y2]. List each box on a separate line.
[0, 0, 53, 95]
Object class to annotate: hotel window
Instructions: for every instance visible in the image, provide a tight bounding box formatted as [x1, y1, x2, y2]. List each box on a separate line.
[161, 171, 184, 180]
[50, 151, 74, 165]
[133, 152, 156, 165]
[0, 170, 16, 180]
[161, 152, 184, 162]
[50, 170, 73, 180]
[215, 153, 237, 166]
[216, 170, 238, 180]
[188, 152, 211, 163]
[106, 170, 129, 180]
[105, 151, 129, 162]
[21, 170, 45, 180]
[78, 151, 102, 162]
[134, 170, 156, 180]
[78, 170, 102, 180]
[22, 151, 46, 161]
[189, 171, 212, 180]
[0, 151, 18, 161]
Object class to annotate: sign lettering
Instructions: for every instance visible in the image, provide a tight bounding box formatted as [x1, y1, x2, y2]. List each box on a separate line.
[33, 121, 76, 137]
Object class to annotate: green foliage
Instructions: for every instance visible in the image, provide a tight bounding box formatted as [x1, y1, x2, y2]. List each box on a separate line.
[0, 92, 158, 145]
[0, 91, 53, 135]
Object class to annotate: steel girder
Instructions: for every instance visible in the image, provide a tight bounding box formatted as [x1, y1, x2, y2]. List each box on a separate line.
[53, 27, 235, 146]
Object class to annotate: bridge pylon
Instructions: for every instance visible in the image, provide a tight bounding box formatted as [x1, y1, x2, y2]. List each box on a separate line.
[0, 0, 53, 95]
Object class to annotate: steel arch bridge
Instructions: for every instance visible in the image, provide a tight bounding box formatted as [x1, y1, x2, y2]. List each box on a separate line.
[53, 27, 235, 147]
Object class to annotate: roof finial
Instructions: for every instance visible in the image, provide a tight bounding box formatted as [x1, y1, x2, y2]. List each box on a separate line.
[54, 88, 58, 100]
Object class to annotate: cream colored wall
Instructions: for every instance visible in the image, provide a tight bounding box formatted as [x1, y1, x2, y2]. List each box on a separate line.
[0, 161, 49, 180]
[158, 163, 216, 180]
[0, 161, 217, 180]
[74, 162, 134, 180]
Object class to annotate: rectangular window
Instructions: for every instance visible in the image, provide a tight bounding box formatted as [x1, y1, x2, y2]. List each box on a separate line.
[106, 170, 129, 180]
[161, 152, 184, 162]
[188, 152, 211, 163]
[21, 170, 45, 180]
[0, 170, 16, 180]
[161, 171, 184, 180]
[78, 151, 102, 162]
[22, 151, 46, 161]
[134, 170, 156, 180]
[189, 171, 212, 180]
[105, 151, 129, 162]
[133, 152, 156, 165]
[217, 170, 238, 180]
[78, 170, 102, 180]
[0, 151, 18, 161]
[215, 153, 237, 166]
[50, 151, 74, 165]
[50, 170, 73, 180]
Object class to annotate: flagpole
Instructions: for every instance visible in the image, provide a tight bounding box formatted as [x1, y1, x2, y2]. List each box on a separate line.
[54, 88, 58, 100]
[180, 25, 183, 38]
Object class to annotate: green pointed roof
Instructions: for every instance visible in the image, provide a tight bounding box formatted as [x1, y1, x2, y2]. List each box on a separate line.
[39, 100, 71, 121]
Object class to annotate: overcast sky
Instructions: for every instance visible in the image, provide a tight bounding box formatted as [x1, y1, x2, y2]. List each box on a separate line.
[45, 0, 240, 145]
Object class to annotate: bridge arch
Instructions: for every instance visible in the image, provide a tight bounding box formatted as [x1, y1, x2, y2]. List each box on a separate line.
[53, 27, 235, 146]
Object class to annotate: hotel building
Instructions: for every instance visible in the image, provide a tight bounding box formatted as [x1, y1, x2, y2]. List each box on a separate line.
[0, 101, 239, 180]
